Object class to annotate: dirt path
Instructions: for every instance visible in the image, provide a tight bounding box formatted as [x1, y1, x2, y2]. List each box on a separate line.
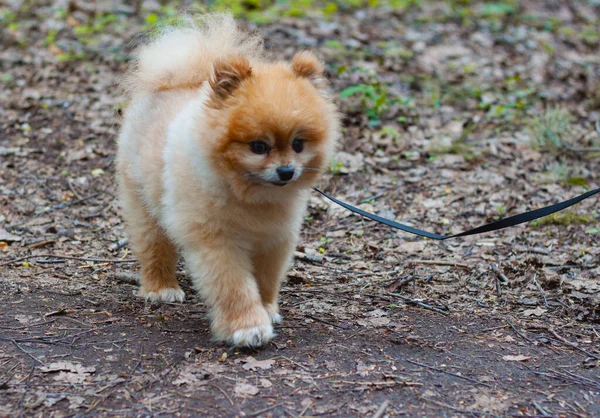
[1, 1, 599, 416]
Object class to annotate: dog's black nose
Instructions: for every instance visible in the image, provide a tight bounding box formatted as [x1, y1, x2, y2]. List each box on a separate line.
[276, 166, 295, 181]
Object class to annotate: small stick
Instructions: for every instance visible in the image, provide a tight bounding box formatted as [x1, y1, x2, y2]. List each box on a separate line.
[387, 293, 449, 316]
[410, 259, 469, 268]
[372, 400, 391, 418]
[11, 340, 45, 365]
[249, 404, 283, 417]
[298, 400, 312, 417]
[109, 237, 129, 251]
[421, 397, 484, 416]
[8, 193, 103, 230]
[273, 355, 310, 371]
[212, 384, 234, 406]
[405, 359, 492, 388]
[387, 275, 417, 292]
[305, 314, 348, 329]
[294, 251, 324, 263]
[531, 274, 548, 307]
[505, 317, 535, 344]
[67, 180, 83, 200]
[533, 401, 550, 416]
[115, 272, 139, 285]
[490, 263, 508, 283]
[548, 330, 600, 360]
[495, 276, 502, 296]
[0, 254, 137, 267]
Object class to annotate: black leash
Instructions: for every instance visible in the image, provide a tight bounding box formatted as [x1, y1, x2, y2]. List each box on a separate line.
[313, 187, 600, 240]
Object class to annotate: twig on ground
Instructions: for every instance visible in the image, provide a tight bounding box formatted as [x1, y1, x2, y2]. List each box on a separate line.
[410, 259, 470, 268]
[421, 396, 488, 416]
[0, 320, 56, 331]
[490, 263, 509, 283]
[532, 401, 550, 416]
[531, 274, 549, 307]
[531, 369, 600, 390]
[387, 293, 449, 316]
[547, 330, 600, 360]
[17, 365, 35, 417]
[305, 314, 348, 329]
[386, 275, 417, 292]
[505, 317, 535, 344]
[109, 237, 129, 251]
[11, 340, 45, 366]
[294, 251, 324, 263]
[115, 271, 139, 285]
[8, 193, 102, 230]
[513, 244, 551, 255]
[273, 355, 310, 371]
[371, 400, 391, 418]
[248, 403, 283, 417]
[298, 400, 312, 417]
[212, 383, 234, 406]
[0, 254, 137, 267]
[495, 275, 502, 296]
[405, 359, 492, 388]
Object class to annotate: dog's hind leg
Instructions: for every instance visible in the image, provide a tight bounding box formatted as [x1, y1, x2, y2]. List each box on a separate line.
[120, 175, 184, 303]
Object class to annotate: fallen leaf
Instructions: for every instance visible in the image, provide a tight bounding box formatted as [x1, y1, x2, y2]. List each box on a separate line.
[172, 371, 201, 386]
[40, 362, 96, 374]
[15, 315, 35, 324]
[242, 356, 275, 371]
[234, 382, 259, 397]
[502, 355, 531, 362]
[67, 395, 86, 410]
[259, 378, 272, 388]
[522, 307, 547, 317]
[0, 228, 21, 242]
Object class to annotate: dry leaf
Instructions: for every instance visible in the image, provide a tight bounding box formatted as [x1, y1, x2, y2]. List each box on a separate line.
[40, 361, 96, 374]
[234, 382, 259, 397]
[242, 357, 275, 371]
[0, 228, 21, 242]
[502, 355, 531, 362]
[522, 307, 547, 317]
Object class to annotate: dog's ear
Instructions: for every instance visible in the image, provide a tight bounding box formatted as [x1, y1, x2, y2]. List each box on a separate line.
[292, 51, 327, 89]
[209, 55, 252, 101]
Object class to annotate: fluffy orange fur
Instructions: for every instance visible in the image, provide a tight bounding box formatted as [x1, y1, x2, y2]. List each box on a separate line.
[117, 14, 340, 347]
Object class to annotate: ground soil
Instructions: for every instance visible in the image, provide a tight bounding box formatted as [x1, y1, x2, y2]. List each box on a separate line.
[1, 1, 599, 417]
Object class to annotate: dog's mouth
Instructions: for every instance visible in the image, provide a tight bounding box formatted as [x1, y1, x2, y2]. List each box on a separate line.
[270, 181, 289, 187]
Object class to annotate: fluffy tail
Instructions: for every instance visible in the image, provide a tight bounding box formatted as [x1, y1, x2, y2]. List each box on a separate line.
[123, 13, 263, 95]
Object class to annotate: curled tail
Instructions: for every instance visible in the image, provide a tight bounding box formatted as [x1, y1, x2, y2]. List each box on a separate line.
[122, 13, 263, 95]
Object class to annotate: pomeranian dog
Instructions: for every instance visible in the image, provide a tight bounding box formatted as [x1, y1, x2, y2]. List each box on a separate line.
[117, 14, 340, 347]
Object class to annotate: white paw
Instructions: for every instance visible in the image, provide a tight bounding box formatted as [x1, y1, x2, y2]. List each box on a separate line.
[232, 324, 274, 347]
[138, 286, 185, 303]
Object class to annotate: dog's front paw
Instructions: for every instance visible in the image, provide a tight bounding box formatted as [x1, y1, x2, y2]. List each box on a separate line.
[212, 305, 274, 347]
[232, 324, 274, 347]
[138, 286, 185, 303]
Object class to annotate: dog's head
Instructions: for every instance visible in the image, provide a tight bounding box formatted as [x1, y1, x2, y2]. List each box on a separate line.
[204, 52, 339, 202]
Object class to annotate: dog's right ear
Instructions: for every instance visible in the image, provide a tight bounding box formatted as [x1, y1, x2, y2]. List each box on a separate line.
[209, 55, 252, 102]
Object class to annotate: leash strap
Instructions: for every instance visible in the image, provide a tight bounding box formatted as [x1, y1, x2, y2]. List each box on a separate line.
[313, 187, 600, 240]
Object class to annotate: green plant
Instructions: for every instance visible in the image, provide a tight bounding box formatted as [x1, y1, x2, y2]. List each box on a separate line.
[340, 83, 391, 126]
[532, 211, 595, 227]
[527, 107, 574, 152]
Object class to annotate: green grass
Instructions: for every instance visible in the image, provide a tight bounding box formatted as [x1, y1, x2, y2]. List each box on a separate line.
[527, 107, 574, 153]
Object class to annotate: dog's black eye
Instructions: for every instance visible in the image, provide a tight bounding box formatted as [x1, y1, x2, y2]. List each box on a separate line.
[250, 141, 270, 155]
[292, 138, 304, 153]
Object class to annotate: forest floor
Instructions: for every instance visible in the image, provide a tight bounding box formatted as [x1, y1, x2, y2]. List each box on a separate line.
[1, 1, 599, 417]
